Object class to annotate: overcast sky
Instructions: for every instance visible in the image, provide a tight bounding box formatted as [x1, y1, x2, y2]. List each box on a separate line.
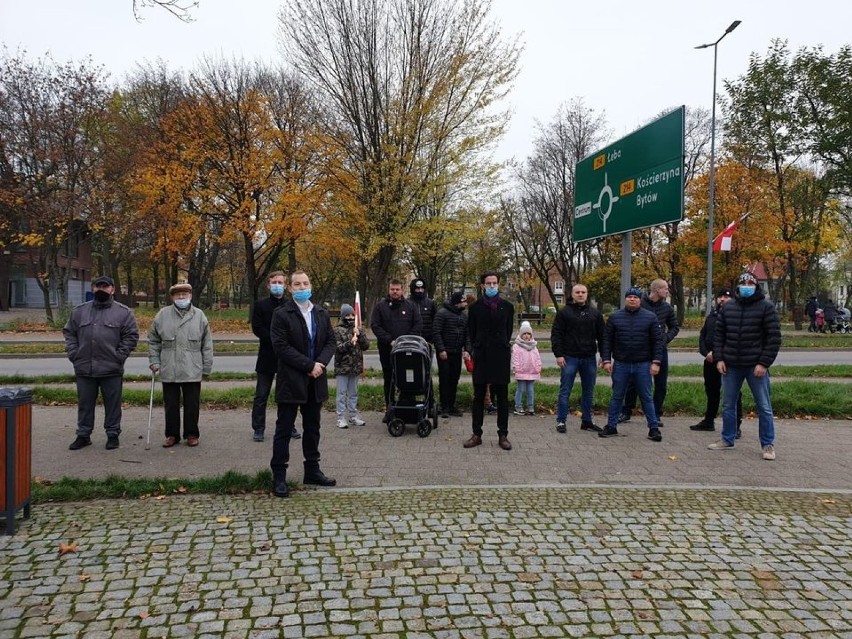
[2, 0, 849, 161]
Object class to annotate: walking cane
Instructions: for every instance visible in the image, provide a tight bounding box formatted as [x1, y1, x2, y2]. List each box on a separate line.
[145, 370, 156, 450]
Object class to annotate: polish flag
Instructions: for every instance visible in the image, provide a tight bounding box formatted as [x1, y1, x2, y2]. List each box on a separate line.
[713, 213, 749, 252]
[354, 291, 362, 330]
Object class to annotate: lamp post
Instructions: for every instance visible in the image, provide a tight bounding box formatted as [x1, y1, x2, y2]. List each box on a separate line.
[696, 20, 740, 313]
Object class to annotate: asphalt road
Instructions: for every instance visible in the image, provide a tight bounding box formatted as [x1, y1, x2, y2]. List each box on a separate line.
[3, 349, 850, 376]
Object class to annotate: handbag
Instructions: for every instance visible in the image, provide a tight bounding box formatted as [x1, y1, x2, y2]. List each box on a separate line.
[465, 357, 475, 373]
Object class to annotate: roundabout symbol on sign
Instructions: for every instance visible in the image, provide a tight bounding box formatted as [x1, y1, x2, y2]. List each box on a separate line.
[592, 172, 619, 233]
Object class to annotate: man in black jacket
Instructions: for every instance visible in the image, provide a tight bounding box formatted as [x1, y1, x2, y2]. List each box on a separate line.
[620, 279, 679, 425]
[250, 271, 300, 442]
[551, 283, 605, 434]
[709, 271, 781, 460]
[370, 279, 422, 419]
[690, 288, 742, 435]
[433, 291, 470, 418]
[409, 278, 437, 345]
[269, 269, 337, 497]
[600, 288, 664, 442]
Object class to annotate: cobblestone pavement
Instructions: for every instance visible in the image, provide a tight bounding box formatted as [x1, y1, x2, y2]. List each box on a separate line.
[2, 488, 852, 638]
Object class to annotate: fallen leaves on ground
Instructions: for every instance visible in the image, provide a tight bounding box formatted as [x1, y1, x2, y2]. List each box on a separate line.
[216, 516, 233, 524]
[58, 542, 78, 556]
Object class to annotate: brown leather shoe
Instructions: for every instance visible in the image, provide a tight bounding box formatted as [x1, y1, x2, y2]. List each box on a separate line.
[186, 436, 199, 447]
[463, 434, 482, 448]
[162, 436, 177, 448]
[498, 435, 512, 451]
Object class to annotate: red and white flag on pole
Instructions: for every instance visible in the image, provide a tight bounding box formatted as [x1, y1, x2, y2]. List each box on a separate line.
[354, 291, 362, 330]
[713, 213, 749, 252]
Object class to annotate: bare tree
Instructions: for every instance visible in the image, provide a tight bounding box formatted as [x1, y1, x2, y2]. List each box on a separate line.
[278, 0, 520, 314]
[132, 0, 198, 23]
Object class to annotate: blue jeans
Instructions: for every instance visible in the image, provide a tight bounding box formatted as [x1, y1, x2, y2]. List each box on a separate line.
[336, 374, 361, 419]
[607, 361, 658, 428]
[721, 366, 775, 446]
[514, 381, 535, 410]
[556, 356, 597, 423]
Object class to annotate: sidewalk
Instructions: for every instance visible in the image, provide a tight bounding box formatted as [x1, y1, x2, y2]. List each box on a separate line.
[2, 407, 851, 638]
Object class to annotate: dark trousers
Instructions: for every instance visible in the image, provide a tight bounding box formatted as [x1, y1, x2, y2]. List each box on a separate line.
[271, 379, 322, 478]
[471, 383, 509, 436]
[379, 343, 393, 406]
[703, 360, 743, 423]
[75, 375, 123, 438]
[251, 372, 276, 433]
[162, 382, 201, 440]
[623, 350, 669, 418]
[437, 352, 463, 410]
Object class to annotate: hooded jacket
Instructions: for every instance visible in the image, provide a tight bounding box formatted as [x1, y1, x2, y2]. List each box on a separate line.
[641, 294, 680, 344]
[713, 286, 781, 368]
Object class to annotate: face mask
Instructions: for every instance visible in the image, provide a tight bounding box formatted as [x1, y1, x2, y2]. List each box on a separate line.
[343, 317, 355, 326]
[738, 285, 756, 298]
[174, 298, 191, 309]
[270, 284, 285, 297]
[93, 290, 110, 303]
[484, 286, 498, 298]
[292, 289, 312, 303]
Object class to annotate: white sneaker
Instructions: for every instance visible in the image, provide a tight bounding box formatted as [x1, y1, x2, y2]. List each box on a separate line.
[762, 444, 776, 461]
[708, 440, 734, 450]
[336, 419, 349, 429]
[350, 415, 366, 427]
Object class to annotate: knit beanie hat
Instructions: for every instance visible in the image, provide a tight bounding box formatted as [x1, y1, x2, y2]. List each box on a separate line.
[519, 320, 533, 336]
[625, 286, 643, 298]
[340, 304, 355, 317]
[450, 291, 465, 305]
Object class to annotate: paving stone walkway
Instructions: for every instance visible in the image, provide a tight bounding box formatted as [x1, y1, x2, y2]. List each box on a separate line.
[2, 488, 852, 638]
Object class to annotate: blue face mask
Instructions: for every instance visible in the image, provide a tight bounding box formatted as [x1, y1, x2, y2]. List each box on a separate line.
[270, 284, 285, 297]
[174, 298, 191, 309]
[738, 285, 756, 298]
[292, 289, 312, 303]
[484, 286, 498, 298]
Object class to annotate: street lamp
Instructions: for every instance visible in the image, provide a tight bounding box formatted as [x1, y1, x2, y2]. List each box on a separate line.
[696, 19, 741, 313]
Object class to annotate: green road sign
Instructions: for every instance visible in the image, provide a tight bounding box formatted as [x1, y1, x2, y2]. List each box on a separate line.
[573, 107, 684, 242]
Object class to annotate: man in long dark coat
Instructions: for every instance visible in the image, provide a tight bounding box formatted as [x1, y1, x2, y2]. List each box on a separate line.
[463, 272, 515, 451]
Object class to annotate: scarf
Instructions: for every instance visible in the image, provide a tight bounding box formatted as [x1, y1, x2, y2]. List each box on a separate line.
[514, 336, 537, 351]
[483, 294, 500, 317]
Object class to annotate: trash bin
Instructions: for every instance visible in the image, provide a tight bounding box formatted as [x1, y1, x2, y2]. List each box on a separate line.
[1, 387, 33, 535]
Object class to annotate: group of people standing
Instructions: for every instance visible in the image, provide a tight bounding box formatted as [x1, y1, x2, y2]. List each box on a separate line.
[62, 266, 782, 500]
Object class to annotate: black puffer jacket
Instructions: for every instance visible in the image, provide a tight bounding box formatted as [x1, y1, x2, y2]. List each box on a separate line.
[713, 287, 781, 368]
[433, 302, 470, 354]
[551, 302, 605, 359]
[601, 307, 664, 364]
[370, 298, 422, 347]
[642, 294, 679, 344]
[251, 295, 287, 374]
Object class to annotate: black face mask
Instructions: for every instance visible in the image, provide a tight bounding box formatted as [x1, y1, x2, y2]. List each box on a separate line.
[93, 290, 111, 303]
[342, 318, 355, 326]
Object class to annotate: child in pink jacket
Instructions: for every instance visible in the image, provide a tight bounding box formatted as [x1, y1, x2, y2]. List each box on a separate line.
[512, 321, 542, 415]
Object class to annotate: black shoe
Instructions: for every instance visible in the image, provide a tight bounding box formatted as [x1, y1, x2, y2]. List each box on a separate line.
[440, 408, 449, 419]
[105, 435, 119, 450]
[382, 410, 391, 424]
[273, 477, 290, 498]
[656, 421, 664, 428]
[648, 428, 662, 442]
[304, 472, 336, 487]
[556, 421, 567, 434]
[598, 426, 619, 438]
[690, 420, 715, 431]
[449, 408, 463, 417]
[486, 404, 497, 415]
[617, 413, 631, 424]
[580, 421, 603, 433]
[736, 426, 742, 439]
[69, 436, 92, 450]
[290, 428, 301, 440]
[253, 430, 265, 442]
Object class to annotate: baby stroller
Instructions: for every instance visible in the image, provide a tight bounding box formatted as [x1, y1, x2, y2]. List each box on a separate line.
[386, 335, 437, 438]
[835, 307, 851, 334]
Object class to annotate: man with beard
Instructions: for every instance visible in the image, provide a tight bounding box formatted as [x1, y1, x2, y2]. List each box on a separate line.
[64, 276, 139, 451]
[370, 279, 422, 421]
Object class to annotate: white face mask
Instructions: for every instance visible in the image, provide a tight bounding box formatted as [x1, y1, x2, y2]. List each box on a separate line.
[174, 298, 191, 309]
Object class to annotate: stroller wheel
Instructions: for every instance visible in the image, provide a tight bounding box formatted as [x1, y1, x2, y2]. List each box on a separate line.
[416, 419, 432, 438]
[388, 419, 406, 437]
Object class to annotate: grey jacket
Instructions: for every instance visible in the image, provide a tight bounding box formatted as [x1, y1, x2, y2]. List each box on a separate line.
[148, 305, 214, 382]
[63, 299, 139, 377]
